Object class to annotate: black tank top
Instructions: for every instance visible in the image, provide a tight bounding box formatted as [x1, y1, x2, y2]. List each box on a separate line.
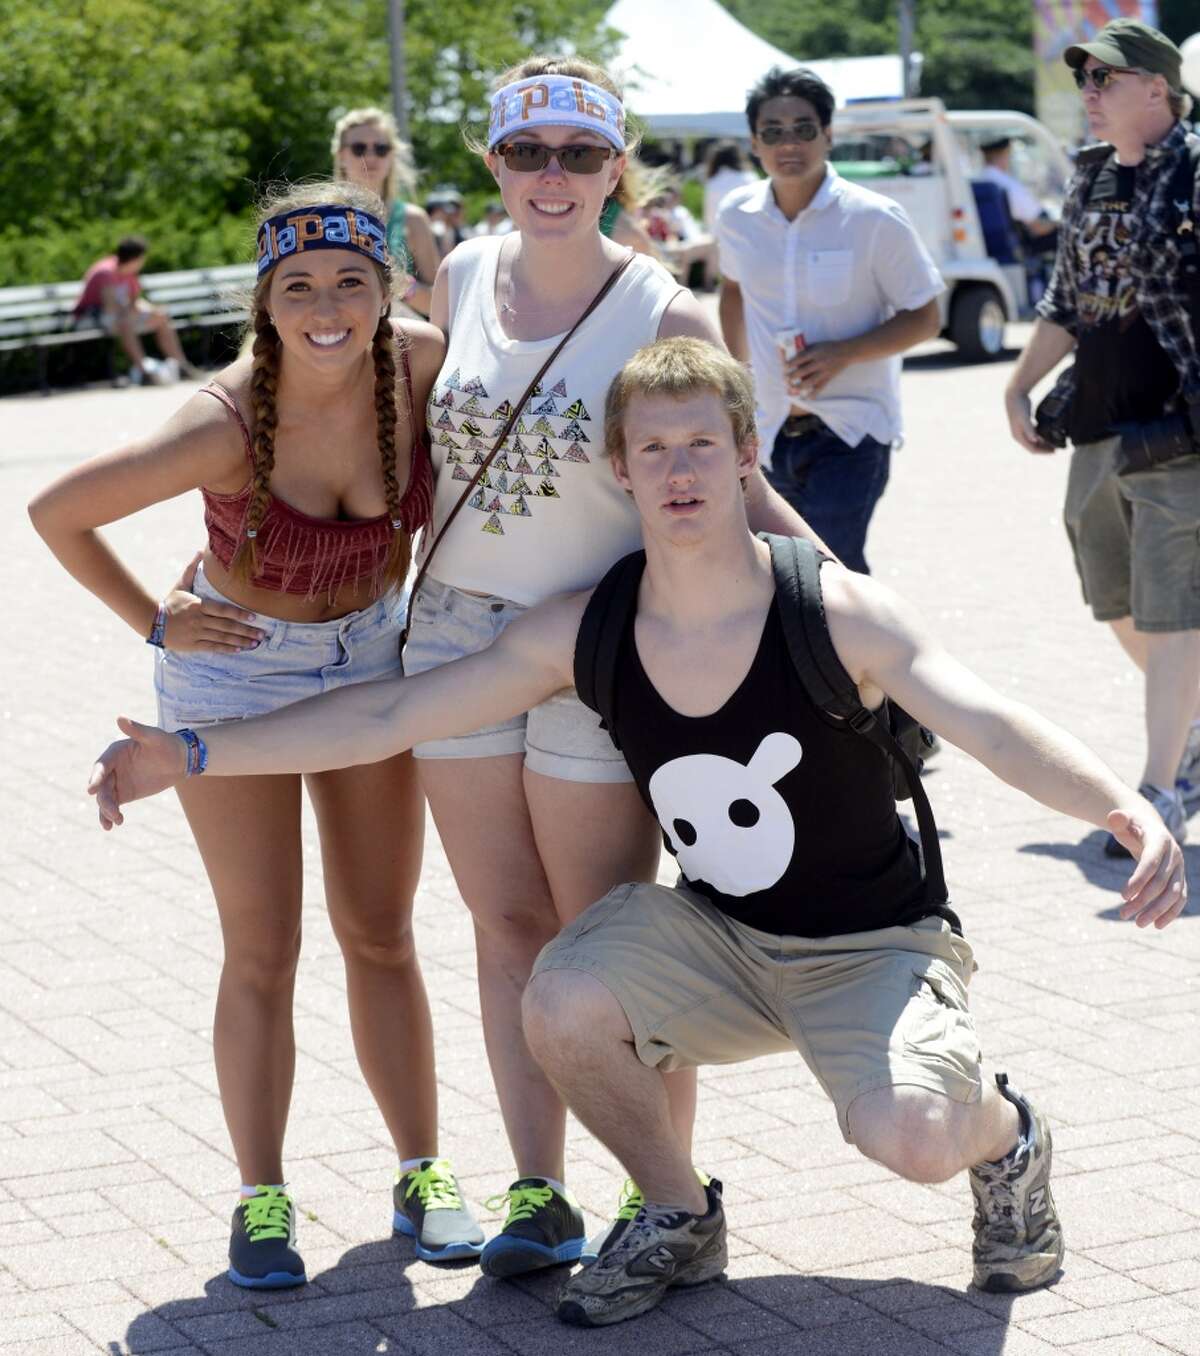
[615, 598, 925, 936]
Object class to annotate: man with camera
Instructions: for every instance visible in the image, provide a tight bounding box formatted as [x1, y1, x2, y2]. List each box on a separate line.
[1005, 19, 1200, 856]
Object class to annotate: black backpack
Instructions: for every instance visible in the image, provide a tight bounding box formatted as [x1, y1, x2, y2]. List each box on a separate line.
[574, 533, 954, 921]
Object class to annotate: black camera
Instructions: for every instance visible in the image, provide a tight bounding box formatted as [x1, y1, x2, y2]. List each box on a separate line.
[1033, 365, 1075, 449]
[1116, 404, 1200, 475]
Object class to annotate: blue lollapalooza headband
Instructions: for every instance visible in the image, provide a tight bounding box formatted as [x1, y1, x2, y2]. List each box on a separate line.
[256, 205, 390, 279]
[488, 74, 626, 153]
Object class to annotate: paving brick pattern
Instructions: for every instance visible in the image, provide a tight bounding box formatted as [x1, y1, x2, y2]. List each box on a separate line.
[2, 328, 1198, 1354]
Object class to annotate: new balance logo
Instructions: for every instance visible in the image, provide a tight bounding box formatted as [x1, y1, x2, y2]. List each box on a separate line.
[643, 1245, 677, 1273]
[1028, 1187, 1047, 1216]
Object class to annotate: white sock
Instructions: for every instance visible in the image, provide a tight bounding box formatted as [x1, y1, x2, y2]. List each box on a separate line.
[240, 1182, 284, 1198]
[398, 1156, 435, 1174]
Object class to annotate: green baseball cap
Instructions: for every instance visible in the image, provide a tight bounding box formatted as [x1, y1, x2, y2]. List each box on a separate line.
[1063, 19, 1182, 83]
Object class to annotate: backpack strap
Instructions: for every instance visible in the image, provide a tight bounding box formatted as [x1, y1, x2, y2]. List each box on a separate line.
[1171, 134, 1200, 316]
[762, 533, 951, 916]
[573, 550, 647, 752]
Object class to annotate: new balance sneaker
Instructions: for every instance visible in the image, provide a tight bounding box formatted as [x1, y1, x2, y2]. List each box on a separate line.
[227, 1186, 306, 1289]
[1105, 781, 1187, 859]
[581, 1170, 713, 1265]
[393, 1158, 485, 1262]
[479, 1178, 585, 1278]
[969, 1075, 1063, 1293]
[557, 1179, 727, 1328]
[1176, 722, 1200, 808]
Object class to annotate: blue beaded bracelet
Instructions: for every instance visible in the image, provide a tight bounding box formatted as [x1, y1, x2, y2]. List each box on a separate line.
[177, 728, 208, 777]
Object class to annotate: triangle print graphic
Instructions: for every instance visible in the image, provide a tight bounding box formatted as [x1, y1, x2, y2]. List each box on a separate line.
[563, 443, 589, 463]
[484, 494, 503, 512]
[550, 378, 568, 397]
[452, 463, 472, 481]
[510, 477, 532, 495]
[563, 398, 590, 421]
[461, 376, 488, 396]
[466, 436, 488, 452]
[490, 399, 513, 422]
[535, 459, 559, 478]
[432, 389, 454, 408]
[468, 487, 485, 510]
[459, 395, 484, 416]
[435, 409, 456, 431]
[535, 436, 558, 460]
[531, 396, 558, 415]
[536, 480, 560, 497]
[506, 494, 532, 517]
[560, 420, 588, 442]
[444, 368, 462, 391]
[514, 455, 534, 474]
[531, 416, 555, 437]
[482, 513, 504, 535]
[460, 419, 484, 438]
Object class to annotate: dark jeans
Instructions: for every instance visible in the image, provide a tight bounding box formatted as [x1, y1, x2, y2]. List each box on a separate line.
[767, 420, 892, 574]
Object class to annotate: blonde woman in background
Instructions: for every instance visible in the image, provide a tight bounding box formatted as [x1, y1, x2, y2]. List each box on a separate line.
[332, 107, 441, 318]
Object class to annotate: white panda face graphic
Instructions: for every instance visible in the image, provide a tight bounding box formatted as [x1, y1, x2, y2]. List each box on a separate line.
[648, 732, 802, 897]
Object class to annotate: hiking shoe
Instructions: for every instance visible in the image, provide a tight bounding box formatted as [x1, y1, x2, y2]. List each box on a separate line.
[227, 1186, 306, 1289]
[557, 1179, 727, 1327]
[581, 1170, 713, 1265]
[479, 1178, 585, 1278]
[1105, 781, 1187, 859]
[969, 1075, 1063, 1293]
[393, 1158, 484, 1262]
[1176, 723, 1200, 808]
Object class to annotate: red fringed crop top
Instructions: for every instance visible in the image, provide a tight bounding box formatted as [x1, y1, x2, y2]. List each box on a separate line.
[199, 354, 432, 598]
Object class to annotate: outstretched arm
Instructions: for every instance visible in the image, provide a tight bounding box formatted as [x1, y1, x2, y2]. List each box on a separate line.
[823, 566, 1188, 928]
[88, 591, 586, 825]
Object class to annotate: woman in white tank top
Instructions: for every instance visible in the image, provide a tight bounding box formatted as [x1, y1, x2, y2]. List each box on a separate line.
[404, 54, 815, 1278]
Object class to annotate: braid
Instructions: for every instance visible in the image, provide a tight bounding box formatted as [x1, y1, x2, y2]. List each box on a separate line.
[373, 315, 411, 593]
[230, 307, 281, 583]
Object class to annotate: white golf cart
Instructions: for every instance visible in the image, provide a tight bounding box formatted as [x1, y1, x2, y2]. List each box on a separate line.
[831, 99, 1073, 360]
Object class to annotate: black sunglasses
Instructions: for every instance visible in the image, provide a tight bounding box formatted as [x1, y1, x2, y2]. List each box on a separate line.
[346, 140, 393, 158]
[1072, 65, 1137, 91]
[495, 142, 616, 175]
[757, 123, 822, 146]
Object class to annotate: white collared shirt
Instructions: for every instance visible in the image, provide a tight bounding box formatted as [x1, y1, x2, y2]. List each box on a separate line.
[715, 170, 943, 459]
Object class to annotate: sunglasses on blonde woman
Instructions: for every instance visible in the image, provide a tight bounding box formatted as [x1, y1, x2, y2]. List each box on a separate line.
[495, 142, 616, 175]
[1072, 65, 1138, 91]
[346, 141, 393, 158]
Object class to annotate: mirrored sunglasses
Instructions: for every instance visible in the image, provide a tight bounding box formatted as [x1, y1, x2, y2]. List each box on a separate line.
[757, 123, 821, 146]
[495, 142, 616, 175]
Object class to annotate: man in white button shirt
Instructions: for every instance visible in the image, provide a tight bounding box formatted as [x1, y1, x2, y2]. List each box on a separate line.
[716, 68, 943, 572]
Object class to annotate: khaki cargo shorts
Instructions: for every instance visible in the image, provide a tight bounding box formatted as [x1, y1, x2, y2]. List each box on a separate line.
[532, 881, 982, 1143]
[1064, 436, 1200, 632]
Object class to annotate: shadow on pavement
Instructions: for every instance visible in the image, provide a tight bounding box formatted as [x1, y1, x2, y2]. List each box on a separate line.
[904, 347, 1022, 371]
[117, 1246, 1029, 1352]
[1020, 833, 1200, 919]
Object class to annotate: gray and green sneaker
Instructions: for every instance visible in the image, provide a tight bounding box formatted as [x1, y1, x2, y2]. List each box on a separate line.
[581, 1170, 713, 1265]
[969, 1074, 1064, 1293]
[557, 1179, 727, 1328]
[228, 1186, 306, 1289]
[393, 1158, 485, 1262]
[479, 1177, 585, 1278]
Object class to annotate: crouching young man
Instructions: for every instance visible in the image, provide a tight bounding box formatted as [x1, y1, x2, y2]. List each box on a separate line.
[88, 339, 1186, 1327]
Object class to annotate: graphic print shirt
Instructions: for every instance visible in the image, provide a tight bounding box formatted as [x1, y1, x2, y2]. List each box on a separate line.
[612, 594, 925, 937]
[422, 237, 682, 606]
[1067, 161, 1179, 443]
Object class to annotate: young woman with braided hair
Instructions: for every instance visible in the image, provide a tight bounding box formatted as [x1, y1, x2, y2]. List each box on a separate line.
[28, 181, 485, 1287]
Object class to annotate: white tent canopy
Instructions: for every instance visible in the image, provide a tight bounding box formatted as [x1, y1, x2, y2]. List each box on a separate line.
[605, 0, 904, 138]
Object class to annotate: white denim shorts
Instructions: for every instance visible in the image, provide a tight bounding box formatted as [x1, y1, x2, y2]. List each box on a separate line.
[402, 576, 632, 783]
[154, 562, 406, 730]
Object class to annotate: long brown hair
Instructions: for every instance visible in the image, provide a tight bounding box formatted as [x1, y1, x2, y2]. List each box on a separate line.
[231, 180, 412, 596]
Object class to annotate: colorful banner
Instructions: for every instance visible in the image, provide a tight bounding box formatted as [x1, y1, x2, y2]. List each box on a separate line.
[1033, 0, 1160, 145]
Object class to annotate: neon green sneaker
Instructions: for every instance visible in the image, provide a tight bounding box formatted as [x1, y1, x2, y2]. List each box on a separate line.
[479, 1177, 584, 1278]
[393, 1158, 484, 1262]
[228, 1186, 305, 1289]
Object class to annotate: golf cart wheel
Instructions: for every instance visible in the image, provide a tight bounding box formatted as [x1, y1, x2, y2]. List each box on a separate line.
[949, 285, 1006, 362]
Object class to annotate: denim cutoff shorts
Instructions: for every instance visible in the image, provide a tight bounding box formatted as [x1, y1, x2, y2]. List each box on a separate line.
[402, 576, 632, 783]
[154, 561, 407, 730]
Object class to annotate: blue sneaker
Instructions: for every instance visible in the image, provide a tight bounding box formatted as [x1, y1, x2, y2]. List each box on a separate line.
[1176, 722, 1200, 809]
[393, 1158, 484, 1262]
[480, 1178, 584, 1278]
[228, 1186, 305, 1289]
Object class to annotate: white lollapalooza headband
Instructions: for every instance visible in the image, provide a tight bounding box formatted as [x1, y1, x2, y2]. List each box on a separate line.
[487, 74, 626, 152]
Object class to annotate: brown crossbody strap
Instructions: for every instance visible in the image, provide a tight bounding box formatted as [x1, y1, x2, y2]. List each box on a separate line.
[400, 250, 635, 647]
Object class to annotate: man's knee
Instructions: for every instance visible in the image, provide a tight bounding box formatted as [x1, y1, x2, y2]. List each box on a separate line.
[848, 1086, 964, 1183]
[522, 969, 630, 1064]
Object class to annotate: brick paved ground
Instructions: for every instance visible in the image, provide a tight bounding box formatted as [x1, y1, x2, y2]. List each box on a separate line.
[2, 327, 1198, 1355]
